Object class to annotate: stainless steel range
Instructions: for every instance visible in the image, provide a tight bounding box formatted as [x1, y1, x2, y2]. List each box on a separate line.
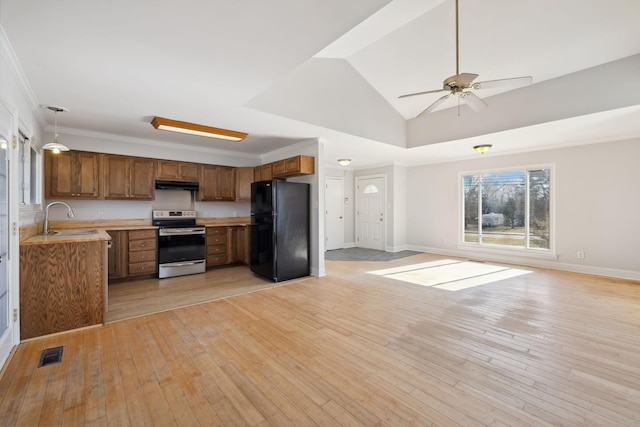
[152, 210, 206, 278]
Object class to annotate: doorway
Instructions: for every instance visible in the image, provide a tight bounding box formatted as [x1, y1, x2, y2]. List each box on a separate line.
[355, 175, 385, 251]
[325, 177, 344, 251]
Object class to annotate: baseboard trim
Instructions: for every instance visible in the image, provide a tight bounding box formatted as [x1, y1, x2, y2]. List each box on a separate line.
[406, 245, 640, 282]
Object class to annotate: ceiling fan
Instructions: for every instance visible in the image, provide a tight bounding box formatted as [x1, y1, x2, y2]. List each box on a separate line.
[399, 0, 532, 117]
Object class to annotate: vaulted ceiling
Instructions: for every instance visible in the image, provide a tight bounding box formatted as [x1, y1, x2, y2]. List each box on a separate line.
[1, 0, 639, 167]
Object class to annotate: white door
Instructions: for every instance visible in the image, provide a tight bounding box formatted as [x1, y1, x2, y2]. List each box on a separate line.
[325, 177, 344, 250]
[0, 104, 13, 367]
[356, 176, 385, 250]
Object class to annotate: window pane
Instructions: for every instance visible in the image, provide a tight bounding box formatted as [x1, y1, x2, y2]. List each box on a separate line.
[18, 138, 25, 204]
[463, 175, 478, 243]
[29, 146, 38, 204]
[529, 169, 550, 249]
[480, 171, 526, 247]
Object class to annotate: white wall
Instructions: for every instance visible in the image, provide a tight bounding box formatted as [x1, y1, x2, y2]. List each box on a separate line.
[263, 138, 324, 277]
[406, 139, 640, 280]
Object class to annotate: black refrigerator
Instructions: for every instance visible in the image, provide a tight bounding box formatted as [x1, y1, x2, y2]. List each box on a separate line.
[250, 180, 310, 282]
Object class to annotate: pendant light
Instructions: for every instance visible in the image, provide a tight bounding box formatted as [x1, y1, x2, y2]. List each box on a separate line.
[42, 106, 70, 153]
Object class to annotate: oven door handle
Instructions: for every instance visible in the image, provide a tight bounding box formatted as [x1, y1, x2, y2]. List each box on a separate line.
[160, 260, 206, 268]
[159, 228, 206, 236]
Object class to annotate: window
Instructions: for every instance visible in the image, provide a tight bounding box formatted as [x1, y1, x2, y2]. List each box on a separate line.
[18, 132, 41, 206]
[462, 167, 551, 251]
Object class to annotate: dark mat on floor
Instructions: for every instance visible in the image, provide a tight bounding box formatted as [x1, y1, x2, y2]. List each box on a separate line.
[325, 248, 420, 262]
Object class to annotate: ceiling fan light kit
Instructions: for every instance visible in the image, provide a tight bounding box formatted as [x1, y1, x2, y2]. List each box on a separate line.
[151, 116, 248, 141]
[399, 0, 532, 117]
[42, 105, 71, 153]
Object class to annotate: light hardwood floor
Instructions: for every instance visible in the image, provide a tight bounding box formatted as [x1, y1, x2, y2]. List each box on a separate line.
[1, 253, 639, 426]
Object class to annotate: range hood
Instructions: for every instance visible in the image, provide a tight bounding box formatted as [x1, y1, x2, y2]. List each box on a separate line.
[155, 180, 199, 191]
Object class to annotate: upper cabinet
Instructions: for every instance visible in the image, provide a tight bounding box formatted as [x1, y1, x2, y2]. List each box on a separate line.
[235, 167, 253, 201]
[103, 154, 155, 200]
[45, 150, 101, 199]
[155, 160, 200, 182]
[199, 165, 236, 201]
[272, 155, 314, 178]
[45, 150, 315, 203]
[254, 164, 272, 182]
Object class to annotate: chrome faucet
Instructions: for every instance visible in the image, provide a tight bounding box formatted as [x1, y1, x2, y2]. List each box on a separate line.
[43, 201, 76, 234]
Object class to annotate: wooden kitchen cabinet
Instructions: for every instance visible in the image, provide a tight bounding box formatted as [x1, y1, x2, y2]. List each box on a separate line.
[20, 240, 107, 339]
[199, 165, 235, 201]
[128, 229, 157, 277]
[103, 154, 155, 200]
[272, 155, 315, 178]
[107, 230, 128, 280]
[235, 167, 253, 201]
[230, 226, 250, 264]
[206, 227, 228, 266]
[155, 160, 200, 181]
[254, 164, 272, 182]
[45, 150, 101, 199]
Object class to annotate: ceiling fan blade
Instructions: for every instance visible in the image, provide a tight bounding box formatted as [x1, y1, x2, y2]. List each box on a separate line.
[460, 91, 487, 112]
[454, 73, 479, 88]
[472, 76, 533, 90]
[399, 88, 448, 99]
[416, 93, 450, 117]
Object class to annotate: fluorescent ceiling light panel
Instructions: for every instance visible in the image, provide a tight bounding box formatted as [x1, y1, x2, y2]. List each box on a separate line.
[151, 117, 247, 141]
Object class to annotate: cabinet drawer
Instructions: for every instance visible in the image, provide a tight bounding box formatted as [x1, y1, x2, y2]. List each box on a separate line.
[129, 249, 156, 263]
[207, 227, 227, 236]
[129, 229, 157, 240]
[129, 238, 156, 252]
[207, 244, 227, 255]
[207, 254, 228, 266]
[128, 261, 156, 276]
[207, 235, 226, 245]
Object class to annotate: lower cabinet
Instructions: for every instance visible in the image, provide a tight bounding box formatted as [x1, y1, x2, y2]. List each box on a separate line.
[206, 227, 228, 267]
[107, 229, 158, 283]
[107, 230, 128, 280]
[206, 225, 250, 267]
[20, 240, 107, 339]
[128, 229, 158, 277]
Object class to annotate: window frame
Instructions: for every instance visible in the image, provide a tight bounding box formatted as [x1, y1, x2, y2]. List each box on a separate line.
[458, 163, 556, 259]
[17, 129, 42, 219]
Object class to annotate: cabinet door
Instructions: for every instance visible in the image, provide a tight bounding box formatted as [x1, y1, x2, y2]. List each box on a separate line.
[129, 158, 155, 200]
[235, 167, 253, 201]
[155, 160, 181, 179]
[218, 167, 236, 201]
[75, 152, 101, 198]
[271, 160, 286, 177]
[180, 163, 200, 181]
[46, 151, 75, 197]
[103, 155, 130, 199]
[199, 165, 219, 201]
[46, 151, 100, 198]
[107, 231, 128, 280]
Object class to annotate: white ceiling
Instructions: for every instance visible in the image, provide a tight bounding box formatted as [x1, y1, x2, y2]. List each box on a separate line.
[1, 0, 639, 168]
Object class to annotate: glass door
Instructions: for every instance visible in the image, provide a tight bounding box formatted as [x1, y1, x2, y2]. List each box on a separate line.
[0, 104, 12, 367]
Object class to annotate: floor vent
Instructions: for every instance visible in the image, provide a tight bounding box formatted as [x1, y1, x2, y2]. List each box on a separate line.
[38, 346, 64, 367]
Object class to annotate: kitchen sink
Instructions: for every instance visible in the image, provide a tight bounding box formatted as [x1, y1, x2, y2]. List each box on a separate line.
[52, 229, 98, 236]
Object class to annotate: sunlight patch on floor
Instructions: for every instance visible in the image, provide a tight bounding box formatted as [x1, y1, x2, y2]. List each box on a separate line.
[369, 259, 532, 291]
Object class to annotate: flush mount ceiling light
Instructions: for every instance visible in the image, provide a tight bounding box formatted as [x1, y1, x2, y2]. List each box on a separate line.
[42, 105, 70, 154]
[337, 158, 352, 166]
[151, 117, 248, 141]
[473, 144, 492, 154]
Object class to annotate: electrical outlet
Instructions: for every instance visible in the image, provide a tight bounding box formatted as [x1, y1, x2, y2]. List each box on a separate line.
[97, 212, 104, 219]
[577, 251, 585, 259]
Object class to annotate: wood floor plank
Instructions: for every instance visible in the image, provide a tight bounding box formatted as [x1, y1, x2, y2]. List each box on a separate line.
[2, 253, 640, 425]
